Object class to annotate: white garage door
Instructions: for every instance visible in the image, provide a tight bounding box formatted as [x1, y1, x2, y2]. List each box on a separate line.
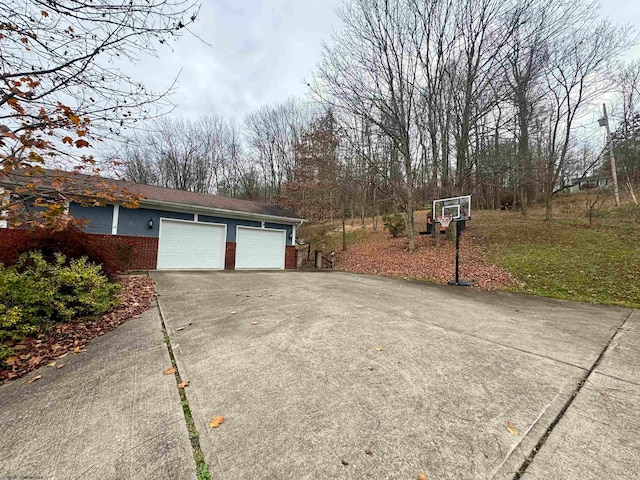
[236, 227, 286, 270]
[157, 219, 226, 270]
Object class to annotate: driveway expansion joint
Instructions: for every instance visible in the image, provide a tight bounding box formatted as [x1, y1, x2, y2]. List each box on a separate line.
[155, 298, 211, 480]
[512, 310, 635, 479]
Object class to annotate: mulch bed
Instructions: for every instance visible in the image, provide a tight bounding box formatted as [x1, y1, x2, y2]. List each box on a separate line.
[1, 275, 156, 385]
[336, 230, 515, 290]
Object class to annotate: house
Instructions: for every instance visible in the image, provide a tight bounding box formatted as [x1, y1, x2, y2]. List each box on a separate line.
[567, 175, 610, 194]
[0, 170, 304, 271]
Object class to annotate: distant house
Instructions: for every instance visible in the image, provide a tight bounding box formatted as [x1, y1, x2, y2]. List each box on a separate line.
[567, 175, 610, 194]
[0, 170, 304, 271]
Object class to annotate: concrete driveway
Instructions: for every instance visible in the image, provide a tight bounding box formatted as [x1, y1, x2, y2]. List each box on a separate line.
[154, 271, 639, 480]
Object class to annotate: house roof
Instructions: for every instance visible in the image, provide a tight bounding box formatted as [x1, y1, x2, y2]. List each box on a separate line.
[0, 169, 304, 223]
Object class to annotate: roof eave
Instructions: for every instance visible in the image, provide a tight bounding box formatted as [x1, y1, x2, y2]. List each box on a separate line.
[140, 199, 306, 224]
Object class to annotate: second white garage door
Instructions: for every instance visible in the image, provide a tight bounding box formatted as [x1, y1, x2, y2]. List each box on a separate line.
[235, 226, 285, 270]
[157, 219, 226, 270]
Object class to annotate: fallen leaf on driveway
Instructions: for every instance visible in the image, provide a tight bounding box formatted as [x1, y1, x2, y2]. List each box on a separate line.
[57, 352, 69, 359]
[367, 365, 374, 371]
[210, 415, 225, 428]
[230, 311, 237, 315]
[27, 375, 42, 384]
[177, 381, 189, 389]
[506, 421, 520, 435]
[56, 364, 64, 369]
[47, 361, 56, 367]
[163, 367, 177, 375]
[375, 346, 383, 352]
[341, 460, 349, 466]
[71, 346, 86, 354]
[175, 327, 185, 331]
[250, 322, 258, 326]
[418, 473, 428, 480]
[365, 448, 373, 455]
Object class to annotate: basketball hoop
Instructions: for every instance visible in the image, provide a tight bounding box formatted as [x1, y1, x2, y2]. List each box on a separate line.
[437, 215, 454, 229]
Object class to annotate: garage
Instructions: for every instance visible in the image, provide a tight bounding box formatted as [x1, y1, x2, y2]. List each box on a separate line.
[157, 219, 226, 270]
[235, 226, 286, 270]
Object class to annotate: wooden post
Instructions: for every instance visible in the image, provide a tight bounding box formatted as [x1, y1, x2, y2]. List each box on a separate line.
[432, 221, 441, 247]
[314, 250, 322, 269]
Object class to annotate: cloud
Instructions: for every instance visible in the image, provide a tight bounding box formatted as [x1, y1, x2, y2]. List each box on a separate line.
[120, 0, 344, 122]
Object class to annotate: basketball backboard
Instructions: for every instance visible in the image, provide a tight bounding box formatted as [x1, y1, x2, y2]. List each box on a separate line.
[432, 195, 471, 223]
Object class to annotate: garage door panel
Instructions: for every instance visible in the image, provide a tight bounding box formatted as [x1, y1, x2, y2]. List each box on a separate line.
[158, 220, 225, 270]
[236, 227, 285, 270]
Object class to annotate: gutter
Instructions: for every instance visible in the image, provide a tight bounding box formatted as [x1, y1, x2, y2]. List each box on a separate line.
[140, 199, 306, 226]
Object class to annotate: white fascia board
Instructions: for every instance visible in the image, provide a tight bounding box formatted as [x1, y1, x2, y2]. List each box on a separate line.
[139, 199, 306, 226]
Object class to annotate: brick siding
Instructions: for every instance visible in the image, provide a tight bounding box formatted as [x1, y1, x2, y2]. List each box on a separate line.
[0, 229, 158, 271]
[285, 245, 296, 269]
[1, 230, 296, 271]
[225, 242, 236, 270]
[99, 234, 158, 270]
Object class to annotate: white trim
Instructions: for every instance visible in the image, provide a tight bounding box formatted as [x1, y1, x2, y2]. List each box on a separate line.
[235, 225, 286, 270]
[261, 221, 265, 228]
[194, 213, 198, 222]
[0, 189, 7, 229]
[292, 224, 296, 245]
[64, 200, 70, 215]
[156, 218, 227, 270]
[111, 204, 120, 235]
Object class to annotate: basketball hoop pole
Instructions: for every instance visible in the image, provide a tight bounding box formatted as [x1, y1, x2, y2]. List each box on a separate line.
[448, 220, 473, 287]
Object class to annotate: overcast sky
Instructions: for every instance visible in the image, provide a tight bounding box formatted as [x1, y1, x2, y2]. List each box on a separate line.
[126, 0, 640, 123]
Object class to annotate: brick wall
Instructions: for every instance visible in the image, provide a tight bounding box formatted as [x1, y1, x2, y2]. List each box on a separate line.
[285, 245, 296, 269]
[0, 230, 296, 271]
[225, 242, 236, 270]
[0, 229, 158, 271]
[99, 234, 158, 270]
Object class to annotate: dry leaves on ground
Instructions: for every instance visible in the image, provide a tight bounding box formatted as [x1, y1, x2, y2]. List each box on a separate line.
[163, 367, 177, 376]
[177, 381, 189, 389]
[1, 276, 156, 385]
[336, 230, 514, 290]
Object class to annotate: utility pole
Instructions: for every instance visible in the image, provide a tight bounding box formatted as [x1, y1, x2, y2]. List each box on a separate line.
[601, 103, 621, 207]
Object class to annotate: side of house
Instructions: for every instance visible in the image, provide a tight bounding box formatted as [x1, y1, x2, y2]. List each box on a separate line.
[0, 172, 303, 271]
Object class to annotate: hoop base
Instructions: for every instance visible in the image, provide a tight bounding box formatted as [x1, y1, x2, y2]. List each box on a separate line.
[448, 279, 474, 287]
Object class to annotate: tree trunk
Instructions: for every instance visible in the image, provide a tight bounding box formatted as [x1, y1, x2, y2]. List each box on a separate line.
[545, 194, 553, 220]
[342, 211, 347, 251]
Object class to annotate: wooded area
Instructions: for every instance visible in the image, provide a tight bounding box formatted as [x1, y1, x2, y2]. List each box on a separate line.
[111, 0, 640, 251]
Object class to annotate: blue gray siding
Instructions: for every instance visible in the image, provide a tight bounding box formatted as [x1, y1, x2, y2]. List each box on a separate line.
[199, 216, 260, 242]
[69, 204, 113, 235]
[118, 207, 193, 237]
[68, 202, 296, 242]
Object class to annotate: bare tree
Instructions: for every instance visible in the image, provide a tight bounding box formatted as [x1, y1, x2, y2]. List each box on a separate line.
[540, 16, 632, 219]
[313, 0, 422, 251]
[117, 116, 241, 194]
[243, 98, 315, 203]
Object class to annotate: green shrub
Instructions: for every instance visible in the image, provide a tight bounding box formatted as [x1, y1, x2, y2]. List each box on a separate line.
[0, 251, 121, 342]
[382, 213, 406, 237]
[0, 343, 15, 364]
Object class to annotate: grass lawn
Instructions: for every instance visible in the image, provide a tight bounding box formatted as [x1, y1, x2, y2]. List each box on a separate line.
[300, 192, 640, 309]
[472, 196, 640, 309]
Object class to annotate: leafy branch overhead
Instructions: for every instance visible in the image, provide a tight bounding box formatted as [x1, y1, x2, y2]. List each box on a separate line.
[0, 0, 199, 226]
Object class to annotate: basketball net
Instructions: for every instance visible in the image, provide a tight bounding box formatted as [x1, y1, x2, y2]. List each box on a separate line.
[437, 215, 454, 229]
